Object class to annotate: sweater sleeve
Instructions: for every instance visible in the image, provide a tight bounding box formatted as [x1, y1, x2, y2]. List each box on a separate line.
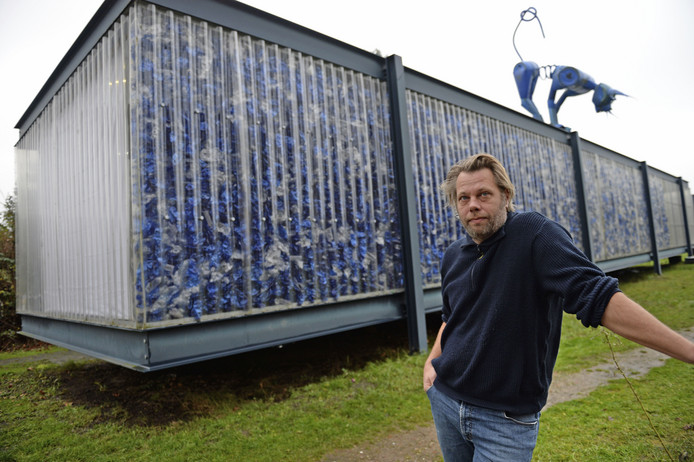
[531, 216, 620, 327]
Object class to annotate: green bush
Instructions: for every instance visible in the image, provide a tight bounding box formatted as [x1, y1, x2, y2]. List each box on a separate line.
[0, 194, 19, 350]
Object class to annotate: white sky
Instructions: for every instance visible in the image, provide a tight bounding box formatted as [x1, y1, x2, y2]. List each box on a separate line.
[2, 0, 693, 207]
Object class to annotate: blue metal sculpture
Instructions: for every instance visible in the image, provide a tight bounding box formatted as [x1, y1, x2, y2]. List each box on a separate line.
[513, 60, 543, 121]
[512, 8, 625, 128]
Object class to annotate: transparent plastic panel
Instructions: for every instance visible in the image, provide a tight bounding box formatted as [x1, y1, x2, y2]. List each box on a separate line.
[581, 151, 650, 261]
[406, 90, 581, 286]
[649, 174, 684, 250]
[14, 138, 40, 315]
[128, 3, 402, 324]
[14, 15, 131, 324]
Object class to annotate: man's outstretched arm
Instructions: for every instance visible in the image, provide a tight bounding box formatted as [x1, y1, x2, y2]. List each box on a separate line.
[601, 291, 694, 364]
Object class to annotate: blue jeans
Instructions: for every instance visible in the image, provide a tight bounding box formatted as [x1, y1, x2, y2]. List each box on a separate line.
[427, 385, 540, 462]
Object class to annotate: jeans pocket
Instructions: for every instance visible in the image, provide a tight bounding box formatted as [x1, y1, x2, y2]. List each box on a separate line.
[425, 385, 435, 398]
[502, 411, 539, 426]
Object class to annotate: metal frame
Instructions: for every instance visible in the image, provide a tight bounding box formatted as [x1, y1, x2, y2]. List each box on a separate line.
[16, 0, 132, 136]
[679, 178, 693, 256]
[21, 293, 406, 372]
[641, 161, 663, 275]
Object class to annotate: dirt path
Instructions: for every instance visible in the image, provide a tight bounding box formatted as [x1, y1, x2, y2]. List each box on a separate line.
[321, 328, 694, 462]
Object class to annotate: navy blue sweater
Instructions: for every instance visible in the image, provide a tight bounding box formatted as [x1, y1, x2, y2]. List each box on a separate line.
[433, 211, 620, 414]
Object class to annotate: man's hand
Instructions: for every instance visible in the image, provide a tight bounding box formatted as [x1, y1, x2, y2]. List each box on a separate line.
[423, 322, 446, 391]
[423, 359, 437, 391]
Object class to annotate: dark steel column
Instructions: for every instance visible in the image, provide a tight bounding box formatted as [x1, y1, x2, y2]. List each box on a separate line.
[677, 178, 693, 256]
[385, 55, 428, 354]
[640, 162, 662, 275]
[569, 132, 594, 261]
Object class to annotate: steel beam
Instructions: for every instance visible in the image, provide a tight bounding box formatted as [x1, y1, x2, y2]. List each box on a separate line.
[21, 293, 406, 372]
[385, 55, 428, 354]
[640, 162, 662, 275]
[569, 132, 594, 261]
[678, 178, 693, 256]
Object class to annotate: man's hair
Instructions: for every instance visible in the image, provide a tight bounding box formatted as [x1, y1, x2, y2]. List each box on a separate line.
[440, 153, 516, 212]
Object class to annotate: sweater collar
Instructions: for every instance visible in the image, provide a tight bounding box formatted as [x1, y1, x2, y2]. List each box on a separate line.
[459, 211, 515, 250]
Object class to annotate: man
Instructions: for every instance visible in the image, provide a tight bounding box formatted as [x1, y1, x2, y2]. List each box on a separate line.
[423, 153, 694, 461]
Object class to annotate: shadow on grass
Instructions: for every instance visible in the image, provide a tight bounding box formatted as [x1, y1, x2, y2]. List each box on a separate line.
[609, 266, 655, 284]
[49, 314, 442, 427]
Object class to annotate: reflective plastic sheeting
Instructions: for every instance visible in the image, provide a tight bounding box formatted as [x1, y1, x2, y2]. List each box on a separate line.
[407, 90, 582, 286]
[581, 151, 651, 261]
[15, 17, 131, 323]
[128, 3, 403, 324]
[649, 173, 684, 250]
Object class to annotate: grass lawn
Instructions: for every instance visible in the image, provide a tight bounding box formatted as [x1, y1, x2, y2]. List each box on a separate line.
[535, 358, 694, 461]
[1, 260, 693, 461]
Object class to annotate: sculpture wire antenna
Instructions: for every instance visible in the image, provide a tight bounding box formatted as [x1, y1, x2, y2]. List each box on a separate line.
[512, 7, 546, 122]
[512, 7, 545, 62]
[512, 7, 626, 128]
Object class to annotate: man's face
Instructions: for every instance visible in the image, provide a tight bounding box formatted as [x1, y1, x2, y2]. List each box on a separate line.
[455, 168, 509, 244]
